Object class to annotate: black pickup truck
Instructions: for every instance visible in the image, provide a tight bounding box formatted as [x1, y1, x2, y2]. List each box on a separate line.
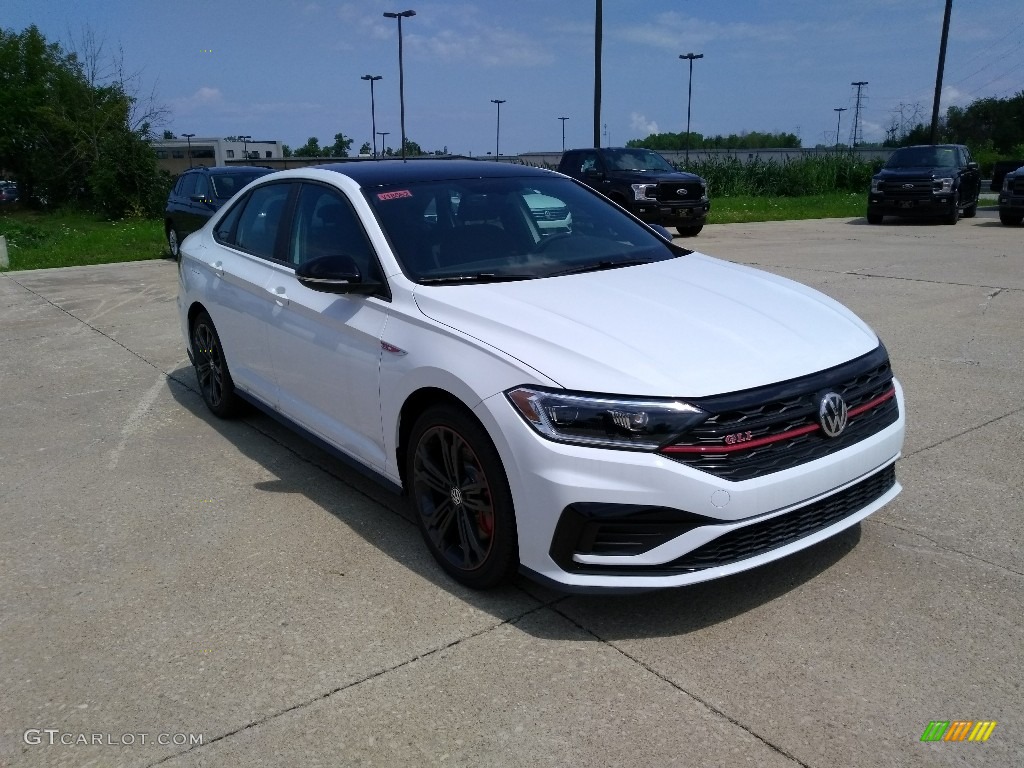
[998, 165, 1024, 226]
[558, 147, 710, 236]
[867, 144, 980, 225]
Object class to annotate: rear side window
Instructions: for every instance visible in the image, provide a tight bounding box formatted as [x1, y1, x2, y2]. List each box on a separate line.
[175, 173, 198, 198]
[216, 183, 293, 260]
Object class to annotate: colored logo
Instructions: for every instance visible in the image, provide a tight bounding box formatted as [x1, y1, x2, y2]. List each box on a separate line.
[920, 720, 997, 742]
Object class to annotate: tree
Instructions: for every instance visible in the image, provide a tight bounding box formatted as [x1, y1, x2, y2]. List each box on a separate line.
[0, 25, 168, 216]
[359, 141, 371, 155]
[282, 144, 293, 157]
[292, 136, 322, 157]
[326, 132, 353, 157]
[162, 129, 176, 140]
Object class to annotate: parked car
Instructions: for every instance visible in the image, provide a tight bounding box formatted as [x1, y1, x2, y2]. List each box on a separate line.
[997, 165, 1024, 226]
[164, 166, 272, 258]
[867, 144, 980, 225]
[0, 182, 19, 204]
[990, 159, 1024, 193]
[178, 160, 905, 591]
[558, 147, 710, 237]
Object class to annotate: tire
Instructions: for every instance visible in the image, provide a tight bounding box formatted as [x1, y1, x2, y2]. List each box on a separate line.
[999, 210, 1023, 226]
[675, 224, 703, 237]
[943, 196, 960, 225]
[167, 225, 181, 260]
[866, 211, 883, 225]
[962, 202, 977, 219]
[406, 405, 518, 589]
[190, 310, 241, 418]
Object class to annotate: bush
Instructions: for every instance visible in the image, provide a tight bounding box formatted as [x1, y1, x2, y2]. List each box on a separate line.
[686, 155, 878, 197]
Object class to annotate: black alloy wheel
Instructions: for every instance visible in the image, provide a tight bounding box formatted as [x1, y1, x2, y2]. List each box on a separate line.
[407, 406, 517, 589]
[191, 310, 239, 418]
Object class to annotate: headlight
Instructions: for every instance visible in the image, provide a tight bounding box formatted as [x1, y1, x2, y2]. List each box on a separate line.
[631, 183, 657, 201]
[933, 177, 953, 194]
[506, 387, 707, 450]
[870, 178, 882, 194]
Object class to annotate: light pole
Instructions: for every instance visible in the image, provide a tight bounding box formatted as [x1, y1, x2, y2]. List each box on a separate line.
[559, 116, 569, 152]
[679, 52, 703, 166]
[240, 135, 251, 162]
[491, 99, 506, 157]
[377, 131, 390, 156]
[383, 10, 416, 160]
[361, 75, 383, 158]
[182, 133, 195, 168]
[833, 108, 847, 149]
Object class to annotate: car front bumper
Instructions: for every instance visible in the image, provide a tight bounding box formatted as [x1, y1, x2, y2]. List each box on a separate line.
[633, 199, 710, 226]
[475, 380, 905, 591]
[867, 194, 958, 216]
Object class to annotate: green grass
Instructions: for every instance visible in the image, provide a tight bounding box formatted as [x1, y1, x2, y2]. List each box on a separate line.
[708, 193, 865, 224]
[0, 209, 167, 271]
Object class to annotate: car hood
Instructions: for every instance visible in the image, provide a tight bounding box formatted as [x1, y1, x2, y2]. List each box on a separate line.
[875, 166, 956, 179]
[413, 254, 879, 397]
[605, 169, 703, 184]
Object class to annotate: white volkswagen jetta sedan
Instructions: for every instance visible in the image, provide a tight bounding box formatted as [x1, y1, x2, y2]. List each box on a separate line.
[178, 160, 904, 591]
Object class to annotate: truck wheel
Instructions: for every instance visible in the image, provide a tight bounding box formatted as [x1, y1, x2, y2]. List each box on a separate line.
[866, 211, 883, 225]
[675, 224, 703, 237]
[962, 202, 977, 218]
[943, 196, 960, 225]
[1000, 210, 1023, 226]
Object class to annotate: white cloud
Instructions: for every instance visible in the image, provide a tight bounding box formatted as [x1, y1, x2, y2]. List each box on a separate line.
[631, 113, 659, 135]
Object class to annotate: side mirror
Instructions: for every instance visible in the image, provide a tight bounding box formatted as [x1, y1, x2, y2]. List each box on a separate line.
[967, 161, 979, 170]
[190, 194, 213, 205]
[295, 254, 382, 295]
[650, 224, 674, 240]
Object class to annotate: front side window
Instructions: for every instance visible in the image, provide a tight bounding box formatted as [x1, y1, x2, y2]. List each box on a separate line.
[288, 184, 382, 280]
[210, 171, 267, 200]
[194, 174, 210, 199]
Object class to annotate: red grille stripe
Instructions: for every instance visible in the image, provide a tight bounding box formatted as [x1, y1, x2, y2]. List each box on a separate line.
[662, 386, 896, 455]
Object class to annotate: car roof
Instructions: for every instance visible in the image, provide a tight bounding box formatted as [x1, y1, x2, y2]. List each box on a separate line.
[187, 165, 272, 175]
[313, 159, 554, 187]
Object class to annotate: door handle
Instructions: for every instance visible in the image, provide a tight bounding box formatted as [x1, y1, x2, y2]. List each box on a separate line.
[209, 260, 224, 277]
[268, 285, 289, 306]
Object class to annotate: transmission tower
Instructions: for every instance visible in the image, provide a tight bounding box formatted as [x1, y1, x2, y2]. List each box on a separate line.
[850, 81, 868, 147]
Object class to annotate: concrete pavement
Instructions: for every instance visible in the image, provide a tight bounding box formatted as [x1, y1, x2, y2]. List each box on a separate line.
[1, 213, 1021, 767]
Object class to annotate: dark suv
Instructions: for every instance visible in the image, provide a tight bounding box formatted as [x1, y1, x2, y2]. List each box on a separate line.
[558, 147, 710, 236]
[998, 165, 1024, 226]
[867, 144, 980, 225]
[165, 166, 271, 258]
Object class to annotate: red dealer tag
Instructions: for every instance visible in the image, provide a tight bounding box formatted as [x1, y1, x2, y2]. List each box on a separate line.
[378, 190, 413, 200]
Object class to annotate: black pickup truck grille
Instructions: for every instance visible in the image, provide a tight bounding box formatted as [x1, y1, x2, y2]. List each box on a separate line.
[655, 182, 703, 203]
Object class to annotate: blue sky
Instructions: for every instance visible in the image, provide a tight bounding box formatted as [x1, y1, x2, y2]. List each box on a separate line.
[6, 0, 1022, 155]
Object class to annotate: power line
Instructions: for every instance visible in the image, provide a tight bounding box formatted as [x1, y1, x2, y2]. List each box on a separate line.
[850, 81, 868, 147]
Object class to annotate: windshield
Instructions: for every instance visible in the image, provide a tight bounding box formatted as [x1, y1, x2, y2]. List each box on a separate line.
[604, 149, 677, 172]
[885, 146, 958, 169]
[366, 175, 685, 284]
[211, 171, 268, 200]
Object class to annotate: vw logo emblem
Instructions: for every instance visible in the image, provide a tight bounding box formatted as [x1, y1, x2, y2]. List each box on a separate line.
[676, 188, 689, 196]
[450, 487, 464, 506]
[818, 392, 848, 438]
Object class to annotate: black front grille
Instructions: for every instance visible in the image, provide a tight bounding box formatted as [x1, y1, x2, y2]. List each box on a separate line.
[664, 345, 899, 481]
[881, 178, 933, 197]
[662, 463, 896, 572]
[655, 182, 703, 202]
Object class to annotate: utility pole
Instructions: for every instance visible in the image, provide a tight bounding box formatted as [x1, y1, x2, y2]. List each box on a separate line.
[833, 108, 847, 149]
[850, 82, 868, 147]
[930, 0, 954, 143]
[680, 53, 704, 165]
[491, 99, 506, 157]
[594, 0, 602, 147]
[559, 116, 569, 152]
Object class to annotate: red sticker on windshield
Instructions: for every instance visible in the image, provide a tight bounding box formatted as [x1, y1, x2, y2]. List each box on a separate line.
[378, 190, 413, 200]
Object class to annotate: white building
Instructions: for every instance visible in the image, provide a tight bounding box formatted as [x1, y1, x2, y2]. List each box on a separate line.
[152, 137, 284, 174]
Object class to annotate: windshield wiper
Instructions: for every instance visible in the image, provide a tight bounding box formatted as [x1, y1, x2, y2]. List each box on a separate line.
[418, 273, 535, 285]
[547, 259, 655, 278]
